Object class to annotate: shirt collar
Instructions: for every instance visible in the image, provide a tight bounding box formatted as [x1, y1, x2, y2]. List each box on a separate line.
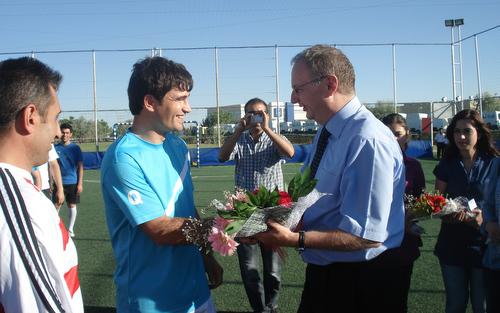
[244, 130, 267, 143]
[0, 162, 33, 182]
[323, 96, 362, 138]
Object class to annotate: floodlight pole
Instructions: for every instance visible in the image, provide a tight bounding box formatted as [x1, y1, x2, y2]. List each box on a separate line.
[445, 18, 464, 114]
[392, 44, 397, 113]
[458, 24, 464, 110]
[214, 47, 221, 147]
[474, 35, 483, 117]
[92, 50, 99, 151]
[274, 45, 281, 134]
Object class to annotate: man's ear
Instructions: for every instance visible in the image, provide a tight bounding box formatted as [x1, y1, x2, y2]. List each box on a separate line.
[325, 75, 339, 93]
[15, 104, 38, 135]
[143, 95, 157, 112]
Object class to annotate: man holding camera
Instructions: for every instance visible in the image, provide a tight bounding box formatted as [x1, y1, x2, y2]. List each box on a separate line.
[219, 97, 294, 313]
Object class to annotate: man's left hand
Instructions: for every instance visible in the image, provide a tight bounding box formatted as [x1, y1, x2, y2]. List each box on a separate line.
[260, 111, 270, 131]
[204, 253, 223, 289]
[254, 220, 296, 248]
[77, 184, 83, 194]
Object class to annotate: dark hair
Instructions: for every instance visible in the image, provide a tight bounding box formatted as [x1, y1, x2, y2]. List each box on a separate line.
[292, 44, 355, 94]
[244, 97, 268, 113]
[60, 122, 73, 132]
[382, 113, 409, 150]
[382, 113, 408, 130]
[444, 109, 498, 160]
[127, 56, 193, 115]
[0, 57, 62, 129]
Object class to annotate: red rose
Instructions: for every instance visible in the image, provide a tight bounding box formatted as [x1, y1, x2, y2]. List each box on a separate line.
[278, 191, 292, 206]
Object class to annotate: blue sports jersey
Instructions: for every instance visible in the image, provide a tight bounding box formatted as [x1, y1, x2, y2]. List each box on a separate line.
[54, 142, 82, 185]
[100, 130, 210, 313]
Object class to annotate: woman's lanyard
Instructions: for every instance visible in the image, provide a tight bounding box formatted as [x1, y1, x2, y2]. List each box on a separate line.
[460, 158, 478, 184]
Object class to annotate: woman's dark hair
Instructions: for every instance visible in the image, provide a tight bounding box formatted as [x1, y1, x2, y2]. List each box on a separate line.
[382, 113, 409, 150]
[382, 113, 408, 130]
[444, 109, 498, 160]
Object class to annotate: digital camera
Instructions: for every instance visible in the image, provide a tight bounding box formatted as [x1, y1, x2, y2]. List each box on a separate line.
[251, 113, 263, 124]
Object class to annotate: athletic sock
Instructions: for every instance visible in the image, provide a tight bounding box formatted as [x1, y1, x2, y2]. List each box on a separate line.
[68, 205, 77, 235]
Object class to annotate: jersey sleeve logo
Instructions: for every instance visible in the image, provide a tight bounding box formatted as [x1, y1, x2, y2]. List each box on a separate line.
[127, 190, 143, 205]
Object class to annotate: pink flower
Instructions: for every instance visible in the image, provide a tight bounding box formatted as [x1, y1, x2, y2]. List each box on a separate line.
[208, 227, 239, 256]
[223, 202, 235, 211]
[233, 191, 248, 203]
[214, 216, 230, 230]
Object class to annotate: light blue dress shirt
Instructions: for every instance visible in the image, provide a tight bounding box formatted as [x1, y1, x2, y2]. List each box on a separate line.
[301, 97, 406, 265]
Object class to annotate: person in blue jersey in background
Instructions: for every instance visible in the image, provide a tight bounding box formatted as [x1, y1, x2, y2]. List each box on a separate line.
[100, 56, 223, 313]
[54, 123, 83, 237]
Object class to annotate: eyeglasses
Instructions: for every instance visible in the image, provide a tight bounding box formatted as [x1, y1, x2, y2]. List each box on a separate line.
[292, 76, 327, 94]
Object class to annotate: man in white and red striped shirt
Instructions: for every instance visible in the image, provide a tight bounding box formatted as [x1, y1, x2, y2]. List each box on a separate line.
[0, 57, 83, 313]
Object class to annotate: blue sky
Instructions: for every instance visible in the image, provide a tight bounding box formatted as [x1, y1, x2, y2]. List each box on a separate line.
[1, 0, 499, 125]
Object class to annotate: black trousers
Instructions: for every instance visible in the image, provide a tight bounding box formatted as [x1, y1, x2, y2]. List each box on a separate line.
[485, 268, 500, 313]
[297, 259, 413, 313]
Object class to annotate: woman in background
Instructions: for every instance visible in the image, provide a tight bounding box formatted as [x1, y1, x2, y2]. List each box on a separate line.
[433, 109, 498, 313]
[381, 113, 425, 312]
[383, 113, 426, 197]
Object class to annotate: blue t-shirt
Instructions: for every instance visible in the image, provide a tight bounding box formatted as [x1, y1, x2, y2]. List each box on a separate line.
[54, 142, 82, 185]
[100, 131, 210, 313]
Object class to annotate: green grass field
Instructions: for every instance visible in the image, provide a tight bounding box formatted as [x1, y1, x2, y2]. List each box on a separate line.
[66, 159, 467, 313]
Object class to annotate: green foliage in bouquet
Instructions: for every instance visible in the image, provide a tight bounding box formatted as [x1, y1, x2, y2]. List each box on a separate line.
[287, 167, 317, 201]
[215, 167, 317, 236]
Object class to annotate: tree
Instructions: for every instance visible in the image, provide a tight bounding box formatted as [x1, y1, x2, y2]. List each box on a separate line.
[480, 92, 500, 112]
[368, 101, 395, 120]
[201, 111, 234, 127]
[59, 116, 112, 141]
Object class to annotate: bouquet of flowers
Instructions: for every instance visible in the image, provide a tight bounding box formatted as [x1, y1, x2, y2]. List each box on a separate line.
[183, 168, 322, 256]
[405, 191, 477, 221]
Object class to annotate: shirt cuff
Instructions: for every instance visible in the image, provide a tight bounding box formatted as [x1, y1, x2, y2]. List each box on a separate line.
[337, 215, 386, 242]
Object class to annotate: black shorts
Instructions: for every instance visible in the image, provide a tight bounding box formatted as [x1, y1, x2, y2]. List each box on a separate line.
[41, 189, 51, 199]
[62, 184, 80, 205]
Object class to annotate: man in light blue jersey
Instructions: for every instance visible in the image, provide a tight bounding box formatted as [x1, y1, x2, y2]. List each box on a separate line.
[101, 57, 223, 313]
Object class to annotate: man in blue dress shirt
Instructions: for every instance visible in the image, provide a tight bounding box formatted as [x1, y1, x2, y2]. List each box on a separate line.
[255, 45, 406, 313]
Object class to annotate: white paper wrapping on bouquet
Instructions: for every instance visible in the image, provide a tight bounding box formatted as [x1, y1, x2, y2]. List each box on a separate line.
[235, 189, 327, 238]
[439, 196, 476, 217]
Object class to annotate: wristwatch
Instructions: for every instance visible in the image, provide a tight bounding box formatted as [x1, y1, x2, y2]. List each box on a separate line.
[297, 231, 305, 253]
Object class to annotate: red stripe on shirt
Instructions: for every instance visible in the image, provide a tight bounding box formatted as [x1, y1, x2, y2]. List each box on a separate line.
[0, 303, 4, 313]
[59, 219, 69, 251]
[23, 177, 40, 191]
[64, 265, 80, 297]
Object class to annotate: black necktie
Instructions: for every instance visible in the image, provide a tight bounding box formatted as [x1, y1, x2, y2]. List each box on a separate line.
[310, 127, 331, 178]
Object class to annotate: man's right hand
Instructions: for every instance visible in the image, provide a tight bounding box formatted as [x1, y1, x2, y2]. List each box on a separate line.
[236, 114, 252, 133]
[55, 190, 65, 208]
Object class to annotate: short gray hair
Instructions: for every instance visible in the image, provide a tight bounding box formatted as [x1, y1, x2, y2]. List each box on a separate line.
[292, 44, 355, 94]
